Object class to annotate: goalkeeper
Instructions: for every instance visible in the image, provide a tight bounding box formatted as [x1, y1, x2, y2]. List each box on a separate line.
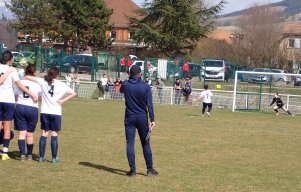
[270, 93, 294, 116]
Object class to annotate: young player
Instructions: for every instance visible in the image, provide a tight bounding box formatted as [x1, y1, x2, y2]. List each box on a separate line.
[270, 93, 294, 116]
[25, 67, 76, 163]
[14, 64, 42, 161]
[193, 84, 213, 117]
[0, 50, 38, 160]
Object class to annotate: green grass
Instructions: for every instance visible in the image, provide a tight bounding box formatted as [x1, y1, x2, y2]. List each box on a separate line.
[1, 99, 301, 192]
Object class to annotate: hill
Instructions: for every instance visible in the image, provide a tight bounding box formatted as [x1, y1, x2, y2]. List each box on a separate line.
[217, 0, 301, 27]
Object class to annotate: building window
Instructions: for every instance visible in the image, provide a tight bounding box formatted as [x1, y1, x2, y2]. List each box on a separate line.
[111, 31, 116, 38]
[288, 38, 301, 48]
[288, 39, 295, 48]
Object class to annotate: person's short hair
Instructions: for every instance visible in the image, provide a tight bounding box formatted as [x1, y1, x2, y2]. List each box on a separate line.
[129, 65, 141, 77]
[204, 84, 209, 90]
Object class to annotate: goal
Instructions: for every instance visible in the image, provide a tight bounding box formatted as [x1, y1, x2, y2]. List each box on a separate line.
[233, 70, 301, 115]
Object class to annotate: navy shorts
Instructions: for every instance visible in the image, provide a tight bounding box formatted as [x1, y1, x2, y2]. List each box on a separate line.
[0, 102, 15, 121]
[203, 102, 213, 109]
[14, 104, 38, 132]
[40, 113, 61, 132]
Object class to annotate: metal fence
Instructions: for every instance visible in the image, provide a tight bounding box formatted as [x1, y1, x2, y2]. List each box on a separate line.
[68, 80, 301, 115]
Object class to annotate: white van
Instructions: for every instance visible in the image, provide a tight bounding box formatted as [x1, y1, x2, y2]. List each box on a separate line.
[201, 59, 226, 81]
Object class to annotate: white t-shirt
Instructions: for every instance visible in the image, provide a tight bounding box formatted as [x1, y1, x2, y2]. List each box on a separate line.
[100, 77, 108, 86]
[201, 89, 213, 103]
[14, 80, 42, 108]
[37, 78, 75, 115]
[0, 64, 20, 103]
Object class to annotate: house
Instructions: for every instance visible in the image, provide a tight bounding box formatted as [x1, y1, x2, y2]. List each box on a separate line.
[278, 23, 301, 72]
[105, 0, 143, 53]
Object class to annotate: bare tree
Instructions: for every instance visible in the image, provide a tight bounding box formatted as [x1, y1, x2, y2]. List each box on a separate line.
[236, 4, 284, 67]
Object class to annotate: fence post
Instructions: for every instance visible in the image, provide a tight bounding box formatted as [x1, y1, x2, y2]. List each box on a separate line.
[91, 52, 96, 81]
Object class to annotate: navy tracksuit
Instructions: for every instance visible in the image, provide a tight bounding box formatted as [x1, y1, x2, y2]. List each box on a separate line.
[120, 77, 155, 172]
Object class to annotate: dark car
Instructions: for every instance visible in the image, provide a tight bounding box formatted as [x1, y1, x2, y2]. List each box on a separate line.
[45, 54, 93, 73]
[237, 66, 254, 81]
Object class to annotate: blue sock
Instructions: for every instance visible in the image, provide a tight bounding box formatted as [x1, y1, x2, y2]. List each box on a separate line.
[3, 139, 10, 153]
[39, 136, 47, 158]
[27, 144, 34, 155]
[51, 136, 58, 159]
[18, 139, 26, 156]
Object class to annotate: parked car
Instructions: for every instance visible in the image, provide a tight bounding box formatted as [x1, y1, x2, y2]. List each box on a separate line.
[248, 68, 272, 84]
[237, 66, 254, 81]
[45, 54, 93, 73]
[132, 60, 158, 77]
[13, 52, 35, 67]
[294, 69, 301, 86]
[271, 69, 290, 82]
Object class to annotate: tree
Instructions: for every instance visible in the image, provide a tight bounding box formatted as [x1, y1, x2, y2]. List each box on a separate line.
[49, 0, 113, 51]
[7, 0, 54, 43]
[236, 4, 284, 67]
[129, 0, 224, 57]
[7, 0, 112, 50]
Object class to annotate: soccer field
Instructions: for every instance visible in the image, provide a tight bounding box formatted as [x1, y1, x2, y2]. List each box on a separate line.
[1, 99, 300, 192]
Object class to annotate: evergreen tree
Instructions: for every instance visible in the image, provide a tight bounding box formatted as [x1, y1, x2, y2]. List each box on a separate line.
[129, 0, 224, 56]
[7, 0, 112, 50]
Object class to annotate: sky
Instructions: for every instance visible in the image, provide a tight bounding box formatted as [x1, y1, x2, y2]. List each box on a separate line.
[132, 0, 283, 14]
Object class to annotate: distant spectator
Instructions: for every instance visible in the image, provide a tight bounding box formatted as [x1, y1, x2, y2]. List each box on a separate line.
[224, 65, 229, 82]
[120, 57, 125, 72]
[101, 74, 108, 99]
[73, 75, 80, 95]
[65, 73, 73, 87]
[145, 76, 152, 89]
[127, 58, 133, 70]
[155, 77, 164, 104]
[182, 62, 190, 79]
[114, 78, 122, 100]
[182, 78, 192, 103]
[173, 78, 182, 105]
[97, 80, 104, 100]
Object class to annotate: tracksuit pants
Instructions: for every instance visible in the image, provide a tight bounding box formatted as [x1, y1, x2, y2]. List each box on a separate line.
[125, 115, 153, 171]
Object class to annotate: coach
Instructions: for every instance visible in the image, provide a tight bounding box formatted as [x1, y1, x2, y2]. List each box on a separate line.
[120, 65, 158, 177]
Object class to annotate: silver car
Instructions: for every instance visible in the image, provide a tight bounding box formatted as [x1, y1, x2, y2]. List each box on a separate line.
[271, 69, 290, 82]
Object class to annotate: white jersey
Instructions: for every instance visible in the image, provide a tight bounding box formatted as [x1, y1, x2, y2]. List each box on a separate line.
[14, 80, 42, 108]
[37, 78, 75, 115]
[101, 77, 108, 86]
[201, 89, 213, 103]
[0, 64, 20, 103]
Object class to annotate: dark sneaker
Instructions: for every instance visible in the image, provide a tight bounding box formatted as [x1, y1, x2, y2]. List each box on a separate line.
[52, 158, 60, 164]
[126, 170, 136, 177]
[39, 157, 45, 162]
[147, 168, 159, 177]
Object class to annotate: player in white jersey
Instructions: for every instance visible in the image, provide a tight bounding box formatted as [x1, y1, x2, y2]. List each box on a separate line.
[193, 84, 213, 117]
[0, 50, 38, 160]
[25, 67, 76, 163]
[14, 64, 42, 161]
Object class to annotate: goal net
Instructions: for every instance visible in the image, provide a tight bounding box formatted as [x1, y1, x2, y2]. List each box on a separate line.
[233, 70, 301, 115]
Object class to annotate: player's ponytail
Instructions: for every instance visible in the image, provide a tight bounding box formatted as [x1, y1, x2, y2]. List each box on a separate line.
[25, 64, 36, 76]
[0, 50, 13, 65]
[44, 67, 59, 86]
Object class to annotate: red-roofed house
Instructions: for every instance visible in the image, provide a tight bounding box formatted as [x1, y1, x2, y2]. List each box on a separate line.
[105, 0, 142, 52]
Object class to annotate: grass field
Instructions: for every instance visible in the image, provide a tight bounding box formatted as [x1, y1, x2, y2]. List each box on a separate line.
[1, 98, 300, 192]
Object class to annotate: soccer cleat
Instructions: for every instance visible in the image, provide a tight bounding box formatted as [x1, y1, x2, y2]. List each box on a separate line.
[276, 112, 279, 115]
[1, 153, 10, 160]
[202, 114, 204, 117]
[126, 170, 136, 177]
[20, 155, 26, 161]
[39, 157, 46, 162]
[52, 158, 60, 164]
[206, 112, 211, 117]
[147, 168, 159, 177]
[27, 155, 33, 161]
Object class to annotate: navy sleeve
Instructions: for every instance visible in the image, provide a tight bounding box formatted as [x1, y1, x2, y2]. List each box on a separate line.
[146, 85, 155, 122]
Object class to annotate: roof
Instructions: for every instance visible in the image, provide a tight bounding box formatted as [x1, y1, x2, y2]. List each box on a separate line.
[282, 23, 301, 36]
[105, 0, 140, 28]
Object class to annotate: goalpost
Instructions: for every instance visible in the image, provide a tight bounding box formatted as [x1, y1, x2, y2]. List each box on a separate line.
[233, 70, 301, 114]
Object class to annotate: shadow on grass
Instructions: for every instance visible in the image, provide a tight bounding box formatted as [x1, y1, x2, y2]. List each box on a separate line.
[7, 150, 39, 161]
[79, 162, 145, 176]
